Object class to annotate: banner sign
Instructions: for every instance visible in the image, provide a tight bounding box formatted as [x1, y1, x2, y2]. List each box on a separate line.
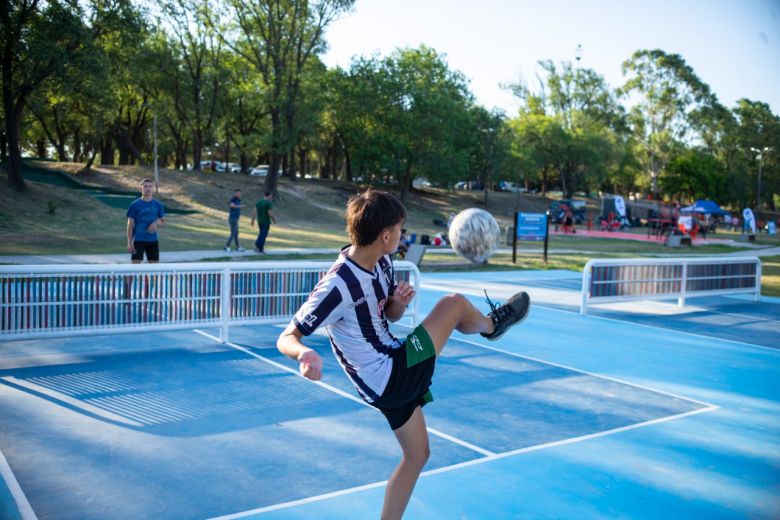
[516, 212, 548, 242]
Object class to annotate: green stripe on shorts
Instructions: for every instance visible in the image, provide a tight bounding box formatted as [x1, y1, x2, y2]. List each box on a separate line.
[405, 324, 435, 367]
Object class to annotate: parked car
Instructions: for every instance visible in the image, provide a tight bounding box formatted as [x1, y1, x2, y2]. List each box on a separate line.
[549, 199, 587, 224]
[250, 165, 269, 177]
[455, 180, 485, 190]
[227, 163, 241, 174]
[497, 181, 527, 193]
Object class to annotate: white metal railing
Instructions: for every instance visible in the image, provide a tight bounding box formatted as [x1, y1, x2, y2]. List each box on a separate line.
[0, 261, 421, 341]
[580, 256, 761, 315]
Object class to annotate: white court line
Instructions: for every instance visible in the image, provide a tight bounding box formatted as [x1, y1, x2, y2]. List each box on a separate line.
[192, 329, 495, 458]
[202, 327, 719, 519]
[0, 447, 37, 520]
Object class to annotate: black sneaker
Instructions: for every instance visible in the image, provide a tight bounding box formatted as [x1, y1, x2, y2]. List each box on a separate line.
[480, 290, 531, 341]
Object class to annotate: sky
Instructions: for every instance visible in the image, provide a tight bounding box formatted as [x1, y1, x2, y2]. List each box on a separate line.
[322, 0, 780, 116]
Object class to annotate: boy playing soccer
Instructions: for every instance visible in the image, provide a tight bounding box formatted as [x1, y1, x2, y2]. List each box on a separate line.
[277, 189, 530, 519]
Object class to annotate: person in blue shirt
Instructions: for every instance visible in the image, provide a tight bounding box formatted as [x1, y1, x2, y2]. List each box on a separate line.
[224, 189, 245, 252]
[126, 178, 166, 263]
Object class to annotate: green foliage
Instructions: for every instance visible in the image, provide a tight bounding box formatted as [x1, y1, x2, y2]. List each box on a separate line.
[620, 49, 722, 196]
[323, 46, 478, 198]
[4, 4, 778, 212]
[507, 63, 629, 196]
[661, 149, 725, 200]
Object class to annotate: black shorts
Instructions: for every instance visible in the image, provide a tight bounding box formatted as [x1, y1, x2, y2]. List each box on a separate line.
[372, 324, 436, 430]
[132, 240, 160, 261]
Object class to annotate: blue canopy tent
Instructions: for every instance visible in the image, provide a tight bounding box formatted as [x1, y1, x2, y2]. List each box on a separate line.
[680, 199, 731, 216]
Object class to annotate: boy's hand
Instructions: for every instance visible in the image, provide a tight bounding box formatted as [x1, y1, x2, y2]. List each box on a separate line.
[392, 280, 415, 307]
[298, 350, 323, 381]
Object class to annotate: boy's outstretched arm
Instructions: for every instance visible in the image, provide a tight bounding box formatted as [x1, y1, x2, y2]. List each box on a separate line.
[277, 322, 323, 381]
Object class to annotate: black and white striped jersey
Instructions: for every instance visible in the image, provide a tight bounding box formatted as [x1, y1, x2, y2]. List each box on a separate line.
[293, 248, 401, 402]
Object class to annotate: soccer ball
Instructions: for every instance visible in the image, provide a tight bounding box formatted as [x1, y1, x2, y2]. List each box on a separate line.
[448, 208, 500, 263]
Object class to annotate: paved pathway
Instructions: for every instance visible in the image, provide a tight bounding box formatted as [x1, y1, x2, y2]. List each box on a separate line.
[1, 244, 778, 266]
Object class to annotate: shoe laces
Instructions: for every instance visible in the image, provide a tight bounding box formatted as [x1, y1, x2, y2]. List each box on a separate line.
[484, 290, 504, 317]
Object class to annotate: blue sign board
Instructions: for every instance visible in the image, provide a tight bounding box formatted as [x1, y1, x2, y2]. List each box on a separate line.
[517, 212, 547, 241]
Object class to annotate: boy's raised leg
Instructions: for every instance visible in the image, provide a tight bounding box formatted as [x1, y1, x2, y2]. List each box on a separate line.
[421, 294, 494, 355]
[421, 291, 530, 355]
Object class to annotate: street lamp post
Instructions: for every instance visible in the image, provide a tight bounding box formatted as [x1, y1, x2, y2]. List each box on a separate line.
[750, 146, 772, 223]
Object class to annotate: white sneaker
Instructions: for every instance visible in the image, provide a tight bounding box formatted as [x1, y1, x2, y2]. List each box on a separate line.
[224, 246, 231, 252]
[236, 247, 245, 252]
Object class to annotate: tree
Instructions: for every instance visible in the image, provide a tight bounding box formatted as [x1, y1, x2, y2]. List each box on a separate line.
[1, 1, 90, 190]
[732, 99, 780, 211]
[380, 47, 474, 200]
[218, 0, 354, 196]
[509, 113, 566, 195]
[159, 0, 225, 172]
[320, 47, 475, 199]
[218, 50, 270, 174]
[469, 106, 508, 205]
[621, 49, 719, 197]
[506, 61, 628, 198]
[661, 148, 725, 201]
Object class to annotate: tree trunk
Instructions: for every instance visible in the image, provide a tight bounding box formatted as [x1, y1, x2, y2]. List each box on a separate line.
[36, 138, 46, 159]
[298, 147, 307, 179]
[79, 148, 97, 173]
[72, 128, 82, 162]
[323, 145, 332, 180]
[240, 153, 249, 174]
[483, 173, 490, 206]
[288, 151, 297, 180]
[336, 133, 351, 181]
[118, 145, 129, 165]
[558, 162, 569, 198]
[399, 162, 413, 202]
[3, 94, 26, 191]
[223, 132, 229, 168]
[100, 132, 114, 165]
[192, 130, 202, 171]
[264, 107, 283, 198]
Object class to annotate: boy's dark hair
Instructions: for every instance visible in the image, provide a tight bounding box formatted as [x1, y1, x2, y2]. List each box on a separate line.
[264, 191, 271, 197]
[346, 189, 406, 246]
[140, 178, 153, 185]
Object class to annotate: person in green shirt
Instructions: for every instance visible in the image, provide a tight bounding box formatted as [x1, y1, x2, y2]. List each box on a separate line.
[251, 191, 277, 253]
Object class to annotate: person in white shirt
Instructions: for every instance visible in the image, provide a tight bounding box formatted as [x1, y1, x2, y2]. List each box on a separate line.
[277, 189, 530, 520]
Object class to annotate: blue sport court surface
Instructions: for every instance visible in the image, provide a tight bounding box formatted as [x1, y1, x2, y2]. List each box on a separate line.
[1, 269, 779, 519]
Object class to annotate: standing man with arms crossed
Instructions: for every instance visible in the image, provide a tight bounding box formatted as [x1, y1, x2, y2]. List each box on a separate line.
[127, 178, 166, 263]
[250, 191, 277, 254]
[277, 189, 530, 519]
[224, 188, 245, 252]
